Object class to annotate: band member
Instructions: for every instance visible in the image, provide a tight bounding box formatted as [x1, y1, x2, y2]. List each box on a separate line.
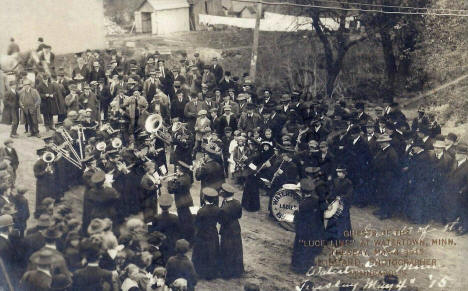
[140, 161, 161, 222]
[218, 183, 244, 278]
[324, 165, 353, 241]
[167, 163, 195, 243]
[151, 194, 181, 264]
[33, 147, 57, 218]
[191, 187, 220, 280]
[291, 178, 326, 274]
[195, 144, 225, 206]
[82, 171, 120, 234]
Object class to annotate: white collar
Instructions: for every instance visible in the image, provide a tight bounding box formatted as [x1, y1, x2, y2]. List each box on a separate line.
[224, 197, 234, 202]
[0, 233, 8, 240]
[45, 243, 57, 250]
[423, 136, 429, 143]
[367, 134, 374, 141]
[353, 136, 360, 145]
[458, 158, 467, 167]
[358, 112, 364, 118]
[315, 125, 321, 132]
[382, 144, 390, 151]
[436, 151, 444, 160]
[37, 268, 52, 277]
[88, 262, 99, 267]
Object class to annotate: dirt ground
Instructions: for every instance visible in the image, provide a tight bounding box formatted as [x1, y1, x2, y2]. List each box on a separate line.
[1, 122, 467, 291]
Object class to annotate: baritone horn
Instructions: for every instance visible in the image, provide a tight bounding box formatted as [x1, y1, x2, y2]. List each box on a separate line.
[42, 151, 55, 173]
[112, 137, 122, 149]
[145, 114, 172, 144]
[96, 142, 107, 152]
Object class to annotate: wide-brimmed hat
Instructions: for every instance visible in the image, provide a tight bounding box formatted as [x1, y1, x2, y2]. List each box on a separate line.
[159, 194, 173, 207]
[31, 249, 55, 265]
[202, 187, 218, 197]
[41, 226, 63, 239]
[376, 134, 392, 143]
[0, 215, 14, 228]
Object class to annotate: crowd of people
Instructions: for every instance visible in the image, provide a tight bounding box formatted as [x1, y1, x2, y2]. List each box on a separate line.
[0, 38, 467, 290]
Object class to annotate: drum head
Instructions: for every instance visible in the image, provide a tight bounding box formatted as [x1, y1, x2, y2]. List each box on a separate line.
[282, 183, 299, 190]
[270, 188, 301, 232]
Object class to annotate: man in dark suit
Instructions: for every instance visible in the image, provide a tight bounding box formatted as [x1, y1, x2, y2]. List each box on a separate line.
[0, 214, 20, 287]
[218, 71, 236, 95]
[158, 59, 174, 96]
[72, 54, 89, 81]
[2, 139, 18, 177]
[3, 81, 20, 137]
[88, 61, 106, 83]
[72, 244, 115, 291]
[202, 66, 217, 92]
[20, 249, 54, 291]
[218, 105, 238, 137]
[172, 89, 189, 122]
[210, 57, 224, 84]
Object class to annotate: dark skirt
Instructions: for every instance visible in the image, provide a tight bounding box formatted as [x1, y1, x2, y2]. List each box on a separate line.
[219, 230, 244, 278]
[241, 175, 260, 212]
[192, 229, 220, 280]
[177, 206, 195, 244]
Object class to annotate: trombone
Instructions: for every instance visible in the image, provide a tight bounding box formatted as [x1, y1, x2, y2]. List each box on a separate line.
[57, 127, 82, 164]
[50, 143, 82, 169]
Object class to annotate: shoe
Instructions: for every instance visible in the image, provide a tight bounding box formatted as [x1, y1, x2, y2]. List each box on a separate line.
[34, 133, 42, 138]
[10, 134, 19, 138]
[26, 133, 33, 137]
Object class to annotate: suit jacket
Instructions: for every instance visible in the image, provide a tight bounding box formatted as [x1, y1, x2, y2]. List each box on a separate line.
[211, 64, 224, 84]
[171, 96, 189, 121]
[1, 147, 18, 170]
[65, 93, 80, 112]
[79, 92, 100, 121]
[72, 265, 114, 291]
[237, 112, 262, 132]
[20, 270, 52, 291]
[201, 71, 216, 91]
[184, 100, 208, 128]
[218, 114, 238, 134]
[88, 68, 106, 83]
[218, 78, 236, 94]
[4, 89, 19, 110]
[72, 65, 89, 81]
[28, 246, 72, 278]
[19, 87, 41, 113]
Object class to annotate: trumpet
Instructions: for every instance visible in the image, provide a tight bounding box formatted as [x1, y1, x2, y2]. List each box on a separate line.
[42, 151, 55, 174]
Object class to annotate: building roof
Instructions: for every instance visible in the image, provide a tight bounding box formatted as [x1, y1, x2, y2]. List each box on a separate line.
[137, 0, 189, 11]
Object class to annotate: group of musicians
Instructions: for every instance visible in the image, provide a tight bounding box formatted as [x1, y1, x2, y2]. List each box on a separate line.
[0, 45, 467, 289]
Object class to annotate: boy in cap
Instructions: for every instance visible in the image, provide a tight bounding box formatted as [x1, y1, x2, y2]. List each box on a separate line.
[166, 239, 197, 291]
[219, 183, 244, 278]
[11, 186, 30, 237]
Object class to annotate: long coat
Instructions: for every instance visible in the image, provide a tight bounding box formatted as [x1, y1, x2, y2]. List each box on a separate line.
[192, 204, 220, 280]
[195, 158, 225, 203]
[151, 211, 182, 263]
[292, 195, 326, 273]
[168, 172, 195, 243]
[2, 89, 19, 124]
[33, 158, 57, 213]
[36, 80, 58, 115]
[219, 198, 244, 278]
[82, 185, 120, 233]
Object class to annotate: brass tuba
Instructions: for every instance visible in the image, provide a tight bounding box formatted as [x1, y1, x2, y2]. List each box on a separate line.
[112, 137, 122, 149]
[145, 114, 172, 144]
[42, 151, 55, 173]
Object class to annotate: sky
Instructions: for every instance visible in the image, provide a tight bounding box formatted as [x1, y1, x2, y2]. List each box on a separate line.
[0, 0, 107, 55]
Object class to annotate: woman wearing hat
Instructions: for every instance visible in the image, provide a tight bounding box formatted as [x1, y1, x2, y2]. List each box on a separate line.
[219, 183, 244, 278]
[191, 187, 220, 280]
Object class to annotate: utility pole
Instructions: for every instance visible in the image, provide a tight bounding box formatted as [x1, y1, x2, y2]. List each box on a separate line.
[249, 1, 262, 82]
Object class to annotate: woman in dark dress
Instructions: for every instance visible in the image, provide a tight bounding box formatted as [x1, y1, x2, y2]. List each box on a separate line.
[241, 141, 268, 212]
[191, 187, 220, 280]
[292, 178, 326, 273]
[219, 183, 244, 278]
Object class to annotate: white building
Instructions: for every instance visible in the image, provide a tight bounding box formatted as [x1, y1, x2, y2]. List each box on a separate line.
[134, 0, 190, 35]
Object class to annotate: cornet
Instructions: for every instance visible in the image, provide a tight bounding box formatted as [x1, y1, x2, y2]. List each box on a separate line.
[42, 151, 55, 174]
[96, 142, 107, 152]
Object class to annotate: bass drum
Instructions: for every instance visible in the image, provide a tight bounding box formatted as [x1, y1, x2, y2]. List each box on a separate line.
[269, 186, 302, 232]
